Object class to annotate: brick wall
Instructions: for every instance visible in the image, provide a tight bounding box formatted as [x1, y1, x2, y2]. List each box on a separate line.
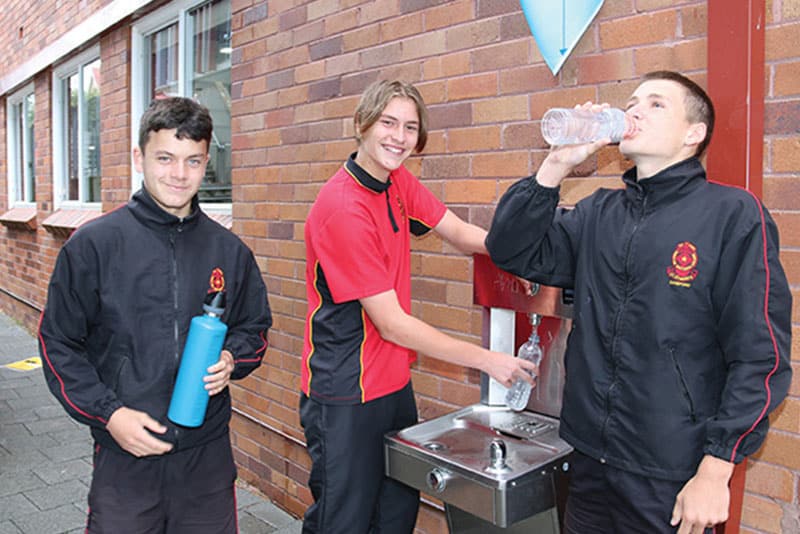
[749, 2, 800, 533]
[0, 6, 135, 329]
[0, 0, 113, 77]
[99, 26, 133, 206]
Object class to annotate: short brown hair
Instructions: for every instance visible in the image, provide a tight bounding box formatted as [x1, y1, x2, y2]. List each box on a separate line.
[138, 97, 213, 153]
[353, 80, 428, 153]
[642, 71, 715, 158]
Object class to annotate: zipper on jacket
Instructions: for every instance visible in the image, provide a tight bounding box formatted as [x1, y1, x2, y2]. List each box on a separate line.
[170, 224, 183, 365]
[668, 347, 697, 423]
[601, 191, 648, 454]
[169, 224, 183, 448]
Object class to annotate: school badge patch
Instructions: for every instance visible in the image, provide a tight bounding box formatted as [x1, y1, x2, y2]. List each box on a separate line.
[667, 241, 698, 288]
[209, 267, 225, 292]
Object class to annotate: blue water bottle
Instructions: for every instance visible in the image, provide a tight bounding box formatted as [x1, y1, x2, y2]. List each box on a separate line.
[168, 291, 228, 427]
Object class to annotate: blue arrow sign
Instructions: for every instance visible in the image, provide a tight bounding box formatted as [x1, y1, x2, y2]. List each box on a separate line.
[520, 0, 605, 75]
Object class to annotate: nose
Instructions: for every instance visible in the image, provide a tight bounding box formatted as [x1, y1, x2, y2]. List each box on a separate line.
[390, 124, 406, 143]
[170, 161, 188, 180]
[627, 104, 643, 120]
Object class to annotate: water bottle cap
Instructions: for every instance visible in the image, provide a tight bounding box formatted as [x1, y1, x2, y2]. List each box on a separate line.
[203, 291, 226, 316]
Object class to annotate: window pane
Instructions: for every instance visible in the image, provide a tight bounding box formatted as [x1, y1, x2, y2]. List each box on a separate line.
[83, 59, 102, 202]
[190, 0, 231, 204]
[14, 102, 24, 202]
[24, 94, 35, 202]
[67, 73, 80, 201]
[150, 23, 179, 99]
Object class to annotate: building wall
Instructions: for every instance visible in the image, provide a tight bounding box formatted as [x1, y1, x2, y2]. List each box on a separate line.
[0, 0, 113, 76]
[0, 1, 798, 532]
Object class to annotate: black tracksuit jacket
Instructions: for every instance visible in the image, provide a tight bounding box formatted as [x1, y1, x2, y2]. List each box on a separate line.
[486, 157, 792, 481]
[39, 187, 272, 455]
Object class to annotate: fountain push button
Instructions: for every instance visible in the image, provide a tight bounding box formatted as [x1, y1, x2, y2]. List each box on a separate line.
[426, 467, 452, 493]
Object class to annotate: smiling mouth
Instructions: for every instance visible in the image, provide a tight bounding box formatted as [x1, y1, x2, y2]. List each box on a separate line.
[383, 144, 406, 155]
[165, 184, 190, 192]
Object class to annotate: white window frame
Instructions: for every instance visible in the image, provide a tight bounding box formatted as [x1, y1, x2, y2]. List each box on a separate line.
[130, 0, 231, 214]
[52, 46, 102, 209]
[6, 83, 36, 207]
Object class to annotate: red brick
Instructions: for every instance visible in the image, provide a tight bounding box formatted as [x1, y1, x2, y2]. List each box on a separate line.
[600, 11, 678, 50]
[445, 18, 501, 51]
[770, 137, 800, 172]
[472, 40, 531, 73]
[381, 12, 423, 41]
[473, 151, 530, 178]
[766, 22, 800, 61]
[307, 0, 339, 21]
[473, 95, 530, 123]
[752, 430, 800, 470]
[447, 126, 501, 153]
[447, 73, 498, 101]
[500, 65, 560, 95]
[577, 49, 636, 84]
[681, 4, 708, 37]
[442, 178, 497, 203]
[426, 0, 474, 31]
[362, 0, 400, 23]
[529, 87, 599, 118]
[634, 39, 707, 75]
[741, 494, 784, 534]
[417, 254, 472, 282]
[773, 61, 800, 96]
[422, 51, 471, 80]
[323, 9, 358, 36]
[402, 31, 447, 61]
[770, 397, 800, 434]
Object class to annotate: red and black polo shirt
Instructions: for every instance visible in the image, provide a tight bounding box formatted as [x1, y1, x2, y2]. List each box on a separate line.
[301, 155, 447, 404]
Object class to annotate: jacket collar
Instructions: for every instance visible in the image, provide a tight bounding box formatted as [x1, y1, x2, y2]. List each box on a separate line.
[128, 186, 201, 231]
[622, 157, 706, 207]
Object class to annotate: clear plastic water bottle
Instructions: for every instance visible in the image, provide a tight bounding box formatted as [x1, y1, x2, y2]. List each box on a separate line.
[505, 314, 544, 412]
[168, 291, 228, 427]
[541, 107, 634, 145]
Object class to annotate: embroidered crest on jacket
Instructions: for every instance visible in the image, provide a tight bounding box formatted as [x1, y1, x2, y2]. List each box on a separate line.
[209, 267, 225, 292]
[667, 241, 699, 288]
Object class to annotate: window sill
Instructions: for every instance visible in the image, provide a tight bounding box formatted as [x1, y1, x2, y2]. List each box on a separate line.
[0, 206, 37, 231]
[206, 212, 232, 230]
[42, 208, 103, 238]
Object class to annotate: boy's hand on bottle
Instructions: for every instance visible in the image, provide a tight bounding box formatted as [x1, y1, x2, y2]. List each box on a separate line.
[204, 350, 235, 396]
[487, 351, 537, 387]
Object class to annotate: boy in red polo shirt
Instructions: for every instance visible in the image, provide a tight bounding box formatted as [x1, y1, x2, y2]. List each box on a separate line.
[300, 80, 536, 534]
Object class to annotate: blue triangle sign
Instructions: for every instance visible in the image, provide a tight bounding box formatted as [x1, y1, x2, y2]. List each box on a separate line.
[521, 0, 605, 75]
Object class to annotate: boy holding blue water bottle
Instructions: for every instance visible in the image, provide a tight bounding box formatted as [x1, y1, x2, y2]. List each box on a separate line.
[39, 97, 272, 533]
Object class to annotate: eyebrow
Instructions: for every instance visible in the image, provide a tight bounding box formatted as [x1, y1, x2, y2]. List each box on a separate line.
[380, 113, 419, 126]
[626, 92, 667, 106]
[154, 150, 206, 159]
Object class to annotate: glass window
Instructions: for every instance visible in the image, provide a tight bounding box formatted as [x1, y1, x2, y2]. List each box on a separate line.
[188, 0, 231, 203]
[6, 86, 36, 204]
[54, 51, 101, 205]
[136, 0, 231, 205]
[149, 23, 179, 98]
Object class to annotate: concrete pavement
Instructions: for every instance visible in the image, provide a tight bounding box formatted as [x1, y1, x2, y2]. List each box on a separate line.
[0, 311, 302, 534]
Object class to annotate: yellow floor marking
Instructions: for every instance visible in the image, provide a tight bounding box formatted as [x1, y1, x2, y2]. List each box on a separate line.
[4, 356, 42, 371]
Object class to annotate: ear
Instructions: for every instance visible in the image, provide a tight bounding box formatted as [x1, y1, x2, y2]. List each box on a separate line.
[684, 122, 707, 150]
[133, 146, 144, 173]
